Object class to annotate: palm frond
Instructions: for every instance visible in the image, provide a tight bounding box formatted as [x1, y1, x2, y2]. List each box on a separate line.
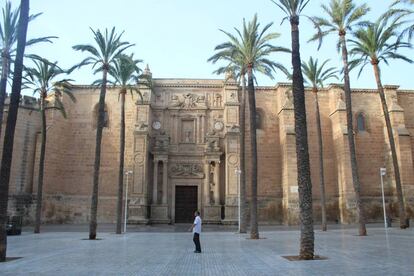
[208, 14, 288, 82]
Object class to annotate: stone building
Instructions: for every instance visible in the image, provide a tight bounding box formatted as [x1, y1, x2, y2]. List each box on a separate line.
[3, 70, 414, 225]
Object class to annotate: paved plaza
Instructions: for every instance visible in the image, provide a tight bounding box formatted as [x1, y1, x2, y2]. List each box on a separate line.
[1, 224, 413, 275]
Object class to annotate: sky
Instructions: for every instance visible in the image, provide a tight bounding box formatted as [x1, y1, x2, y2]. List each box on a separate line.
[8, 0, 414, 90]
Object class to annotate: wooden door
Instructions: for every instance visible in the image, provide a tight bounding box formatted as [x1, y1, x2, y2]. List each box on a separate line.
[175, 186, 198, 223]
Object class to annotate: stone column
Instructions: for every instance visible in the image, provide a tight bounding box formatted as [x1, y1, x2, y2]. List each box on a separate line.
[204, 161, 210, 205]
[214, 162, 220, 205]
[162, 160, 168, 204]
[201, 114, 205, 143]
[153, 160, 158, 204]
[196, 115, 200, 143]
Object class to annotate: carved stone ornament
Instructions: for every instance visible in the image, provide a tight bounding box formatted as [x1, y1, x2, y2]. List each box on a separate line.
[135, 122, 148, 131]
[170, 93, 204, 109]
[226, 124, 240, 133]
[153, 134, 169, 152]
[170, 163, 205, 178]
[205, 136, 220, 152]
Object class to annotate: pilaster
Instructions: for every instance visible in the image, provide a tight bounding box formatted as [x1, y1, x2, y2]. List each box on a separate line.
[277, 85, 299, 225]
[128, 73, 152, 224]
[328, 85, 356, 223]
[385, 86, 414, 216]
[222, 74, 240, 224]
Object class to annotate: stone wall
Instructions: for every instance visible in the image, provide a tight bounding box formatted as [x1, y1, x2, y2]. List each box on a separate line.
[4, 81, 414, 226]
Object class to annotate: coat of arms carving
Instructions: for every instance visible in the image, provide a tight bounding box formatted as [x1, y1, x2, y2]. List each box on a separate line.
[170, 163, 204, 178]
[170, 93, 205, 109]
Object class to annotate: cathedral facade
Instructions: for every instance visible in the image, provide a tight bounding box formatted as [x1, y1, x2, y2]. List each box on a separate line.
[3, 71, 414, 225]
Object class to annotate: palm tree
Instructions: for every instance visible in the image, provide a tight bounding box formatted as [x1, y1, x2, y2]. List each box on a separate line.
[393, 0, 414, 5]
[24, 56, 76, 234]
[302, 57, 338, 232]
[73, 27, 133, 240]
[208, 56, 248, 233]
[0, 1, 54, 138]
[208, 14, 288, 239]
[387, 1, 414, 42]
[309, 0, 369, 236]
[0, 0, 29, 262]
[272, 0, 315, 260]
[0, 2, 19, 139]
[349, 16, 412, 229]
[108, 54, 143, 234]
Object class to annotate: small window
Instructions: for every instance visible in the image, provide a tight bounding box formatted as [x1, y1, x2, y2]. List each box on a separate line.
[356, 113, 366, 132]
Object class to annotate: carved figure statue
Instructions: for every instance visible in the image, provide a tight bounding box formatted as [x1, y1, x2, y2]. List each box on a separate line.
[214, 94, 222, 107]
[185, 130, 192, 142]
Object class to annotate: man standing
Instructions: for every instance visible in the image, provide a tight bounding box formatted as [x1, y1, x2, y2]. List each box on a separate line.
[189, 211, 202, 253]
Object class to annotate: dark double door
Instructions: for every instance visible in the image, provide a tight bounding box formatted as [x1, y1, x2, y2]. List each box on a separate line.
[175, 186, 198, 223]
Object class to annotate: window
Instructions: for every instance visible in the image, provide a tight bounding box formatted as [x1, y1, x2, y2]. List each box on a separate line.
[356, 113, 366, 132]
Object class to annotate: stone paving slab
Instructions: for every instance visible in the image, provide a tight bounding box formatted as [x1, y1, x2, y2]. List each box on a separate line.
[1, 226, 413, 275]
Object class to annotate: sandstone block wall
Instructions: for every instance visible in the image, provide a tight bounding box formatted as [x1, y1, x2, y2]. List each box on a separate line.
[4, 81, 414, 225]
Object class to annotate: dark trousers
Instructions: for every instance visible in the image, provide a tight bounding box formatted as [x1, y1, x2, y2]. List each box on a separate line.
[193, 233, 201, 252]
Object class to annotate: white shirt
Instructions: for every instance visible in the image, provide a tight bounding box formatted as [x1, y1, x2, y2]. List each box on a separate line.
[193, 216, 202, 234]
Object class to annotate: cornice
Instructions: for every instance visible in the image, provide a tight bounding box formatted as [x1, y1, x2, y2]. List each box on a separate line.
[153, 78, 224, 89]
[70, 81, 414, 94]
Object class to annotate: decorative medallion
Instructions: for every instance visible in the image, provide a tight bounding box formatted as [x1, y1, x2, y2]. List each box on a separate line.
[228, 154, 238, 166]
[214, 121, 224, 131]
[135, 154, 144, 164]
[152, 121, 161, 130]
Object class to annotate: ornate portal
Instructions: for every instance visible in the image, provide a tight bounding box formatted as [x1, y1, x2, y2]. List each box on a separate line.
[131, 78, 240, 224]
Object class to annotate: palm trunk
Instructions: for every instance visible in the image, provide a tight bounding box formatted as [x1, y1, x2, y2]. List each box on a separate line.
[239, 74, 247, 233]
[116, 90, 126, 234]
[0, 0, 29, 261]
[290, 16, 314, 260]
[34, 96, 47, 233]
[314, 89, 327, 231]
[340, 34, 367, 236]
[372, 63, 407, 229]
[0, 52, 10, 138]
[247, 66, 259, 239]
[89, 68, 108, 240]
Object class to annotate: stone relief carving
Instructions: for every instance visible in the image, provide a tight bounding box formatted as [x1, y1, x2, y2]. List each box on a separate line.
[136, 92, 150, 104]
[214, 93, 222, 107]
[226, 124, 240, 133]
[206, 137, 220, 152]
[227, 154, 238, 166]
[170, 163, 205, 178]
[337, 90, 344, 102]
[335, 90, 346, 111]
[153, 133, 170, 152]
[170, 93, 205, 109]
[283, 89, 293, 109]
[135, 122, 148, 131]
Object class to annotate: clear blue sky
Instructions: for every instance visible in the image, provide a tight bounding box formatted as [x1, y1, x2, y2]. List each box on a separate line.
[11, 0, 413, 89]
